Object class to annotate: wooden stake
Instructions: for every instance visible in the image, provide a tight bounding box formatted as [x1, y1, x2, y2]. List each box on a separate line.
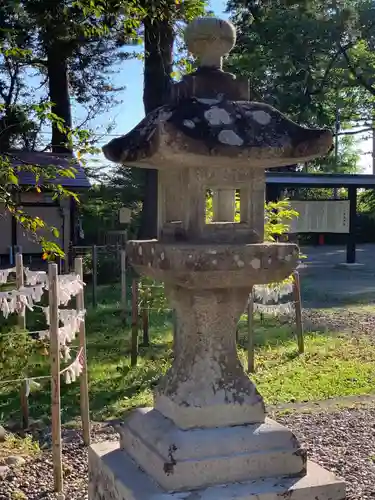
[16, 253, 28, 428]
[247, 288, 255, 373]
[48, 263, 63, 493]
[9, 245, 13, 266]
[172, 309, 178, 354]
[292, 271, 304, 354]
[131, 279, 139, 367]
[75, 257, 91, 446]
[92, 245, 98, 308]
[16, 253, 25, 329]
[142, 307, 149, 346]
[120, 249, 127, 323]
[20, 380, 29, 430]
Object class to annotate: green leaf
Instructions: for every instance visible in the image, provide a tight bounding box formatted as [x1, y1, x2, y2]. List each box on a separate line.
[8, 173, 18, 185]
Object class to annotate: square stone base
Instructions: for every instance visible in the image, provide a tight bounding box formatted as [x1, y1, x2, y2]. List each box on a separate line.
[89, 441, 346, 500]
[119, 409, 307, 490]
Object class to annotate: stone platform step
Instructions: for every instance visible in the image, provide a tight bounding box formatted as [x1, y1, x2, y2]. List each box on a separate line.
[89, 441, 345, 500]
[118, 408, 306, 491]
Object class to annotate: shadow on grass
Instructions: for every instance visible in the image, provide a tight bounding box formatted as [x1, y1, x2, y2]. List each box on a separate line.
[302, 292, 375, 309]
[236, 314, 329, 350]
[299, 271, 375, 309]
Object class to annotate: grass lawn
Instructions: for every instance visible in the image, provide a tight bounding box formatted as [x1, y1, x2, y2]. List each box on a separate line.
[1, 285, 375, 425]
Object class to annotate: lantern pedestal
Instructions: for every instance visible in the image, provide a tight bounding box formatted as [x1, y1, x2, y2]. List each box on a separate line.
[88, 239, 344, 500]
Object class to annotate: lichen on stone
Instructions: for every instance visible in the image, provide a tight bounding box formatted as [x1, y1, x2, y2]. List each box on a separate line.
[102, 97, 332, 167]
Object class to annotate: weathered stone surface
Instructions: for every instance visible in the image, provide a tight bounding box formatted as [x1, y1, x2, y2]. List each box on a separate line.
[89, 441, 345, 500]
[102, 99, 332, 169]
[5, 455, 25, 466]
[119, 409, 306, 491]
[157, 166, 265, 243]
[154, 286, 264, 429]
[212, 189, 235, 222]
[0, 465, 9, 479]
[126, 241, 299, 289]
[184, 17, 236, 69]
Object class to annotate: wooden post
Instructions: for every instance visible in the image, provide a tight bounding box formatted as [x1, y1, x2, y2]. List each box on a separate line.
[142, 307, 149, 346]
[9, 245, 14, 266]
[75, 257, 91, 446]
[16, 253, 25, 329]
[292, 271, 304, 354]
[247, 288, 255, 373]
[121, 249, 127, 322]
[131, 278, 139, 367]
[92, 244, 98, 308]
[172, 309, 178, 354]
[48, 263, 63, 493]
[346, 186, 357, 264]
[64, 256, 69, 274]
[15, 253, 28, 429]
[20, 380, 29, 430]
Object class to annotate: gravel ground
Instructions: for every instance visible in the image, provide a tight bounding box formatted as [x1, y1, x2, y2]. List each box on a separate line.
[302, 308, 375, 338]
[1, 407, 375, 499]
[0, 423, 118, 500]
[280, 406, 375, 500]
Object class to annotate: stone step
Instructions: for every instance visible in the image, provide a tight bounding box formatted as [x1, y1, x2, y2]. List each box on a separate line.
[117, 408, 307, 491]
[89, 441, 345, 500]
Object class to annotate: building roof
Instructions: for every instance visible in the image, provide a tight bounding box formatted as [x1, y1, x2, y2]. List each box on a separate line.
[266, 172, 375, 188]
[6, 150, 91, 189]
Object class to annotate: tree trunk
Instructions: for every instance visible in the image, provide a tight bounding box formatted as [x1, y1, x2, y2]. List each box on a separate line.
[46, 42, 72, 154]
[139, 17, 174, 239]
[143, 17, 174, 114]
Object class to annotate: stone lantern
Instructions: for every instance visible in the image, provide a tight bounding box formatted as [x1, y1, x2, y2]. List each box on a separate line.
[89, 17, 345, 500]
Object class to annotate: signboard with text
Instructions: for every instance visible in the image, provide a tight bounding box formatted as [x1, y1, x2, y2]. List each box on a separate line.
[289, 200, 350, 234]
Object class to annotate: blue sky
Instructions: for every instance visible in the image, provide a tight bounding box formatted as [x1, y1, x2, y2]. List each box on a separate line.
[73, 0, 372, 173]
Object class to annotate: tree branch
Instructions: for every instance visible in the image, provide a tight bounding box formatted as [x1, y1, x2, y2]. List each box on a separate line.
[336, 127, 373, 136]
[310, 50, 343, 95]
[339, 43, 375, 97]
